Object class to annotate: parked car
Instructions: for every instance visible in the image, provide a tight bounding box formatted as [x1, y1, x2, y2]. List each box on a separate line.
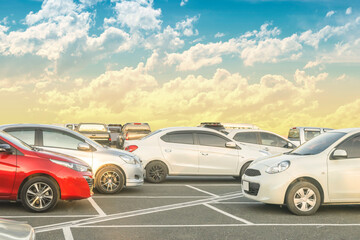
[124, 127, 269, 183]
[198, 122, 227, 134]
[108, 124, 122, 146]
[77, 123, 111, 146]
[288, 127, 333, 146]
[0, 219, 35, 240]
[242, 128, 360, 215]
[221, 123, 260, 130]
[227, 129, 296, 155]
[0, 124, 144, 194]
[117, 123, 151, 149]
[0, 131, 93, 212]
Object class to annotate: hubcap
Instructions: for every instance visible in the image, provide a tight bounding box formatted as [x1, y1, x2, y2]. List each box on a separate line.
[293, 187, 316, 212]
[149, 165, 165, 181]
[100, 171, 121, 192]
[26, 182, 53, 209]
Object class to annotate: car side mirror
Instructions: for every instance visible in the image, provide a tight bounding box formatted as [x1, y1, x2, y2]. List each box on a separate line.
[78, 142, 91, 151]
[332, 149, 347, 159]
[0, 144, 12, 154]
[225, 142, 237, 148]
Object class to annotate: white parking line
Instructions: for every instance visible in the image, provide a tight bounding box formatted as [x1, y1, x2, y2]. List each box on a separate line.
[34, 192, 242, 233]
[186, 185, 218, 197]
[88, 198, 106, 216]
[62, 227, 74, 240]
[211, 202, 262, 205]
[92, 196, 209, 199]
[203, 203, 254, 225]
[142, 184, 240, 186]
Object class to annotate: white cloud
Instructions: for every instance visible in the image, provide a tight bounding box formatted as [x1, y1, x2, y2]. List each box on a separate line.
[337, 74, 346, 81]
[180, 0, 189, 7]
[112, 0, 162, 32]
[145, 50, 159, 71]
[145, 26, 184, 50]
[326, 11, 335, 18]
[346, 7, 352, 15]
[175, 16, 199, 37]
[215, 32, 225, 38]
[304, 59, 321, 69]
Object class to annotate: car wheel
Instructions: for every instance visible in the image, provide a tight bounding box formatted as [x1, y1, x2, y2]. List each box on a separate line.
[286, 181, 321, 216]
[146, 161, 168, 183]
[96, 166, 125, 194]
[21, 176, 59, 212]
[239, 161, 252, 181]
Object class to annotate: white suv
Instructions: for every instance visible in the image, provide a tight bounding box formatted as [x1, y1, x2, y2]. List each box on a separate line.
[124, 127, 268, 183]
[242, 128, 360, 215]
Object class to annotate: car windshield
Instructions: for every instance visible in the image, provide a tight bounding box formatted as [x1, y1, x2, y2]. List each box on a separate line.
[141, 129, 162, 140]
[0, 131, 33, 151]
[288, 132, 346, 155]
[78, 124, 107, 132]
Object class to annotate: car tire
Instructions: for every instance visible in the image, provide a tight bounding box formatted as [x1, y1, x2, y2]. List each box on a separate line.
[20, 176, 59, 212]
[239, 161, 252, 181]
[146, 161, 168, 183]
[95, 166, 125, 194]
[286, 181, 321, 216]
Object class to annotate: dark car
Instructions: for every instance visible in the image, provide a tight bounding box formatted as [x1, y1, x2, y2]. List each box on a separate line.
[117, 123, 151, 149]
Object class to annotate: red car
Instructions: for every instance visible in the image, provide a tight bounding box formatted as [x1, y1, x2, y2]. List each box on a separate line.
[0, 131, 93, 212]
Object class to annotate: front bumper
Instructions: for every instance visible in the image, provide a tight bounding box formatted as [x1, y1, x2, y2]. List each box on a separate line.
[123, 163, 144, 187]
[58, 170, 93, 200]
[242, 168, 292, 204]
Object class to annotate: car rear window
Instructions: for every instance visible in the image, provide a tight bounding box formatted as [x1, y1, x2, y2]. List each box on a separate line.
[304, 130, 321, 141]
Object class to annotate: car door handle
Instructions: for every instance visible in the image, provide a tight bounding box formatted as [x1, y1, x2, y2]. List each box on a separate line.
[165, 149, 172, 153]
[200, 152, 208, 156]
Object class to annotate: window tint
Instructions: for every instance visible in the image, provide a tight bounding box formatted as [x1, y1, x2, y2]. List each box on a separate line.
[337, 135, 360, 158]
[42, 130, 84, 150]
[233, 132, 257, 144]
[198, 133, 228, 148]
[304, 130, 321, 141]
[162, 133, 194, 144]
[6, 129, 35, 145]
[260, 132, 288, 148]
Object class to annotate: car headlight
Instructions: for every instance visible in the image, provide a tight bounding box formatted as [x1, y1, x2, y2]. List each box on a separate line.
[50, 159, 90, 172]
[120, 155, 137, 164]
[265, 160, 290, 174]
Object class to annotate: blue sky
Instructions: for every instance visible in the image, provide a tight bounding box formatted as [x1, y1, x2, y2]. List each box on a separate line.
[0, 0, 359, 134]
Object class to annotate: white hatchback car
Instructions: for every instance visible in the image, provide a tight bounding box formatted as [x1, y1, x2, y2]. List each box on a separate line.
[242, 128, 360, 215]
[227, 129, 296, 155]
[124, 127, 269, 183]
[0, 124, 144, 194]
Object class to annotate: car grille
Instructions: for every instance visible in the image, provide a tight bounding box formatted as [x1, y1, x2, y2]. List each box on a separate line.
[244, 182, 260, 196]
[245, 168, 261, 176]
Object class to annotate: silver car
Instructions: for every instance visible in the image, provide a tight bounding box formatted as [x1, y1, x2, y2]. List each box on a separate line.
[0, 219, 35, 240]
[0, 124, 144, 194]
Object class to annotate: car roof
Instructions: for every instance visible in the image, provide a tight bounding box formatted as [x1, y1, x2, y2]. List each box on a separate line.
[160, 126, 224, 134]
[226, 129, 287, 138]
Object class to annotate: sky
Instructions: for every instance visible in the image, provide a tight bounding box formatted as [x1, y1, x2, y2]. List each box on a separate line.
[0, 0, 359, 136]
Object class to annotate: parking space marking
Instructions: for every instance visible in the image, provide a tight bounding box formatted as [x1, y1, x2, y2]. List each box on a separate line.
[203, 203, 253, 225]
[92, 196, 209, 199]
[142, 184, 240, 186]
[34, 192, 242, 233]
[63, 227, 74, 240]
[186, 185, 219, 197]
[211, 202, 262, 205]
[88, 198, 106, 216]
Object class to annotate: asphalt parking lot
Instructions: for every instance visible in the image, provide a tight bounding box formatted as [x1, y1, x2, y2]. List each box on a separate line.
[1, 176, 360, 240]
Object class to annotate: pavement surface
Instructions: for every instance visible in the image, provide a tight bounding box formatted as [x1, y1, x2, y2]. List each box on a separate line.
[1, 176, 360, 240]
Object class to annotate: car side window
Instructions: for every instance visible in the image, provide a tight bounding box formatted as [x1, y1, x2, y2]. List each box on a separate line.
[42, 130, 84, 150]
[260, 133, 288, 148]
[161, 133, 194, 145]
[233, 132, 257, 144]
[198, 133, 228, 148]
[337, 135, 360, 159]
[5, 129, 36, 145]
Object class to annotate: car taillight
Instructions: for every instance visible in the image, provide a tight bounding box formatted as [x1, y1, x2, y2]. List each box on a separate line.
[109, 137, 112, 142]
[126, 132, 129, 140]
[134, 123, 141, 125]
[125, 145, 138, 152]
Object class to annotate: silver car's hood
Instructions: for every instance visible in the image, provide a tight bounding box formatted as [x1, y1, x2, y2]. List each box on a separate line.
[0, 219, 35, 240]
